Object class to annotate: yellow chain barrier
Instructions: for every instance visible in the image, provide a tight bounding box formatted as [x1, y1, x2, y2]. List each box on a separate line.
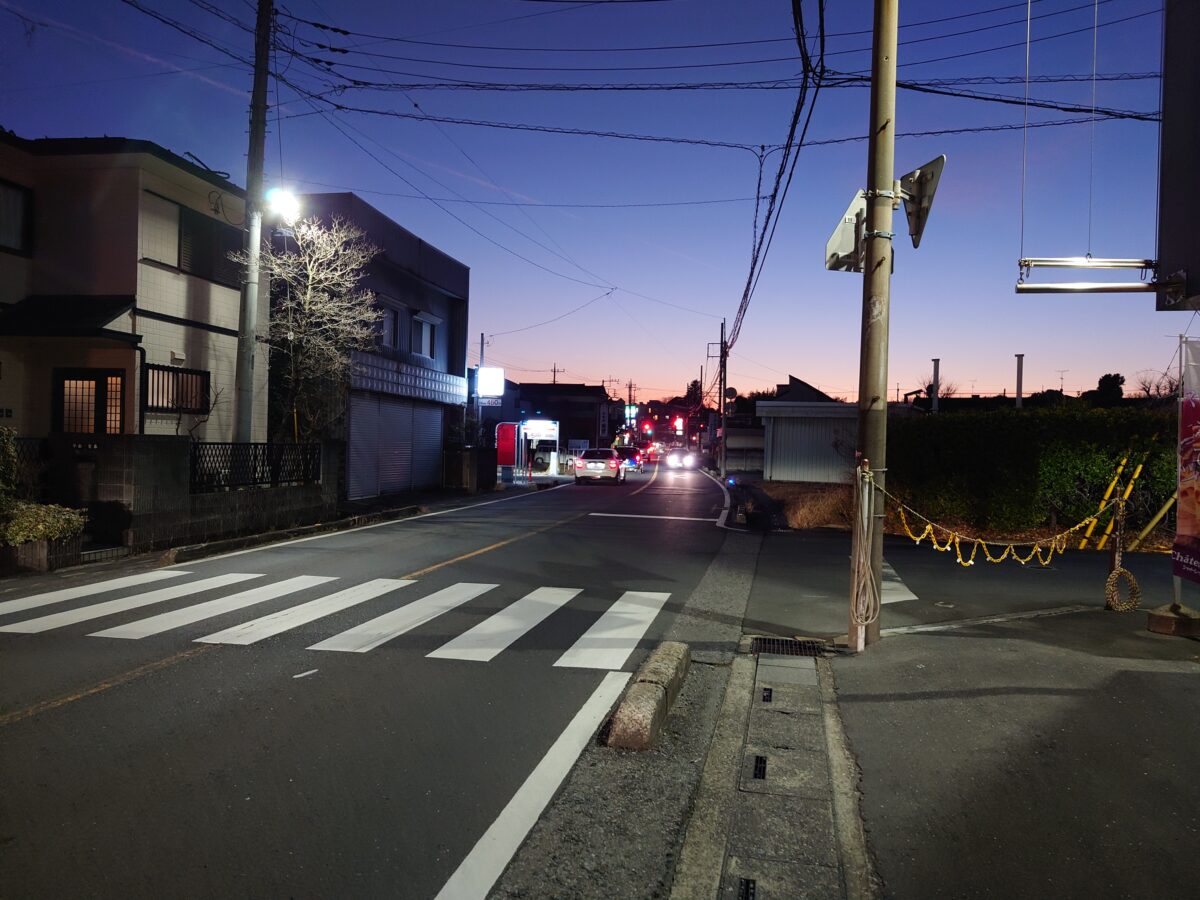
[886, 488, 1119, 569]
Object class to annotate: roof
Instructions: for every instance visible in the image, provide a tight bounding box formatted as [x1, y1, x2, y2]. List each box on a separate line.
[774, 376, 838, 403]
[518, 383, 612, 400]
[0, 295, 140, 343]
[0, 129, 243, 195]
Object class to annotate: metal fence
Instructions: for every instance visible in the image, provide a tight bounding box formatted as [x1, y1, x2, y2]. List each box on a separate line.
[12, 437, 47, 499]
[190, 442, 321, 493]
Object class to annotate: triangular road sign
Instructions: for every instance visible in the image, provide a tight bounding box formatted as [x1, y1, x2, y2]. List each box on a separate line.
[899, 154, 946, 249]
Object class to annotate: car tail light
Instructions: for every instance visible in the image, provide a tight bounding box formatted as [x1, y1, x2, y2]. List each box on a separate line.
[608, 459, 618, 469]
[575, 459, 584, 468]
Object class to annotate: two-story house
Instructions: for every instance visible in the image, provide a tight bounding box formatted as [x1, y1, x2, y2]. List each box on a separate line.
[296, 193, 469, 500]
[0, 130, 268, 441]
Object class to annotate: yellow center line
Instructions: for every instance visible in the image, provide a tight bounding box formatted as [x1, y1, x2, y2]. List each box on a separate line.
[0, 645, 213, 728]
[3, 473, 660, 726]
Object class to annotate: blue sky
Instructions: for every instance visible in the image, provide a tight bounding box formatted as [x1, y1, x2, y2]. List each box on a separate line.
[0, 0, 1173, 401]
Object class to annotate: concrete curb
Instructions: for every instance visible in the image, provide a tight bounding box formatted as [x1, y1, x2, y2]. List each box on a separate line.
[607, 641, 690, 751]
[160, 504, 425, 565]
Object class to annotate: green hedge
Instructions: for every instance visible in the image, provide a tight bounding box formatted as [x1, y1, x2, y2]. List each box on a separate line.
[0, 499, 86, 546]
[887, 407, 1175, 532]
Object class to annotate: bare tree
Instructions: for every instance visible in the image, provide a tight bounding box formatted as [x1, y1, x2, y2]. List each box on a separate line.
[917, 370, 959, 400]
[234, 217, 381, 441]
[1134, 369, 1180, 399]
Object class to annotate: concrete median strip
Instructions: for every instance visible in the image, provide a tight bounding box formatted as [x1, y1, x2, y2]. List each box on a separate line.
[607, 641, 691, 751]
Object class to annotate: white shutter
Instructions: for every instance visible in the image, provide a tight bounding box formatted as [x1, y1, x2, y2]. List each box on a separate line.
[379, 397, 414, 494]
[411, 403, 443, 489]
[347, 393, 380, 500]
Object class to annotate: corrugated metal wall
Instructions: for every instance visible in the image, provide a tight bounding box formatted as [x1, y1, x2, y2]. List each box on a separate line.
[348, 393, 381, 500]
[411, 403, 443, 489]
[347, 392, 445, 499]
[764, 415, 856, 483]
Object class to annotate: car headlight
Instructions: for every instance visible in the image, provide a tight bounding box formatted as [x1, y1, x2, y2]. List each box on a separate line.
[684, 454, 695, 467]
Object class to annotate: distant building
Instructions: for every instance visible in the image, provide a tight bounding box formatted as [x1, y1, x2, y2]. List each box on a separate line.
[515, 382, 614, 449]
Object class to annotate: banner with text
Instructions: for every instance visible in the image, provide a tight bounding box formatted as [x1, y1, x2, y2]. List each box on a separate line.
[1173, 338, 1200, 581]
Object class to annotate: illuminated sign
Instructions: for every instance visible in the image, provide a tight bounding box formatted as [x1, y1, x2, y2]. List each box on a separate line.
[522, 419, 559, 442]
[477, 366, 505, 398]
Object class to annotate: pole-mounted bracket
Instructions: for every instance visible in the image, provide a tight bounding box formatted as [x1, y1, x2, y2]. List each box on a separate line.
[864, 230, 895, 240]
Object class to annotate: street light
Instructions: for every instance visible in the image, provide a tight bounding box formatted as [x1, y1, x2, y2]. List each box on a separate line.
[266, 187, 300, 225]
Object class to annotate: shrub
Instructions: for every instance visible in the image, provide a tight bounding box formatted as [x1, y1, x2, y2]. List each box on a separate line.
[0, 426, 16, 498]
[1, 500, 86, 546]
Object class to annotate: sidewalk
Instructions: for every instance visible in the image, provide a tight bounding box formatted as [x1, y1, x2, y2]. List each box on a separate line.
[742, 528, 1200, 899]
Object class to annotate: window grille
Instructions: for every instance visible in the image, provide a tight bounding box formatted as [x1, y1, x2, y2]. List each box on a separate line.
[145, 364, 211, 414]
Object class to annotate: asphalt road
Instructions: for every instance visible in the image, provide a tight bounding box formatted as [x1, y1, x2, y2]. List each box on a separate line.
[0, 464, 728, 899]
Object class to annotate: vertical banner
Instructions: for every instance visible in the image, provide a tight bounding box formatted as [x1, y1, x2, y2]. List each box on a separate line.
[1173, 338, 1200, 581]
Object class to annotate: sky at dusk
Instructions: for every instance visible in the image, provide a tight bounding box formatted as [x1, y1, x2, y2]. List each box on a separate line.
[0, 0, 1175, 402]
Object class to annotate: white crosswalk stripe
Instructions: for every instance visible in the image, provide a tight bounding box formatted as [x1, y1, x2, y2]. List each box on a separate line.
[427, 587, 582, 663]
[0, 573, 262, 634]
[0, 570, 188, 618]
[196, 579, 415, 646]
[309, 582, 499, 654]
[89, 576, 337, 640]
[554, 590, 672, 670]
[0, 574, 673, 669]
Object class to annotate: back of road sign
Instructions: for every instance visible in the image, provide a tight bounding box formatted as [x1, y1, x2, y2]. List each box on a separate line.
[1157, 0, 1200, 310]
[826, 190, 866, 273]
[900, 154, 945, 249]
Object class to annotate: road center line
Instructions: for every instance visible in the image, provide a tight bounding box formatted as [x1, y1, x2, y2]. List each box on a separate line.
[0, 645, 214, 728]
[433, 671, 630, 900]
[588, 513, 718, 522]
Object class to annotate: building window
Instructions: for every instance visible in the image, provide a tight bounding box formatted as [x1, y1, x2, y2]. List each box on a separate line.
[145, 364, 211, 414]
[0, 178, 32, 256]
[179, 206, 242, 288]
[378, 305, 401, 349]
[52, 369, 124, 434]
[139, 191, 181, 267]
[412, 313, 438, 358]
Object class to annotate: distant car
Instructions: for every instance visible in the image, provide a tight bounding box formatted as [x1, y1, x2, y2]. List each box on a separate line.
[614, 447, 644, 472]
[665, 447, 697, 469]
[574, 448, 625, 484]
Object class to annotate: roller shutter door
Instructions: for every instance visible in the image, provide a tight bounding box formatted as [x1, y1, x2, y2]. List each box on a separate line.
[379, 397, 414, 494]
[347, 393, 380, 500]
[411, 403, 444, 489]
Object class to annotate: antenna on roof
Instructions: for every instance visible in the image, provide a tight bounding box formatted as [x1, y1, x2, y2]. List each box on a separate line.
[183, 151, 230, 180]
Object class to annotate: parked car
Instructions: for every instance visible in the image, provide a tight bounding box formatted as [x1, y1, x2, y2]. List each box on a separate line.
[614, 446, 644, 473]
[574, 448, 625, 484]
[665, 447, 697, 469]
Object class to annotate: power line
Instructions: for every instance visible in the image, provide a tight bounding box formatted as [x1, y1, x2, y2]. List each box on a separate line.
[489, 290, 613, 336]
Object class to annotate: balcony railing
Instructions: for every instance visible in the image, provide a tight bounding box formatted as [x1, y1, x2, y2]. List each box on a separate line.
[190, 442, 321, 493]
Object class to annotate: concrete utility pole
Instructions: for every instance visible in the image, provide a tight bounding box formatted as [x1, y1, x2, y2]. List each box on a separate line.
[552, 363, 559, 385]
[851, 0, 899, 649]
[1015, 354, 1024, 408]
[719, 319, 728, 480]
[234, 0, 272, 443]
[931, 357, 940, 413]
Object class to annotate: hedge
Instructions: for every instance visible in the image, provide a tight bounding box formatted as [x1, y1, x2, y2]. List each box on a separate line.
[886, 407, 1175, 533]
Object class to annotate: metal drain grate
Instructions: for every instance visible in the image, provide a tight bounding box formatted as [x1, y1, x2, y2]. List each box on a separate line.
[750, 637, 825, 657]
[737, 878, 757, 900]
[761, 687, 773, 703]
[752, 755, 767, 780]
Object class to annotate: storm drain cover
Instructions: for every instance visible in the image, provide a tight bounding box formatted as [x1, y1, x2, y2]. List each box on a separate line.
[752, 755, 767, 780]
[750, 637, 825, 657]
[737, 878, 757, 900]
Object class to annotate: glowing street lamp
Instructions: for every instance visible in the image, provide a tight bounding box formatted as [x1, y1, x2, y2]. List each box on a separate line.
[266, 187, 300, 225]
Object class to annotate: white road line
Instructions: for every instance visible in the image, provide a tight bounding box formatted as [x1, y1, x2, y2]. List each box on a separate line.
[699, 468, 732, 528]
[89, 575, 336, 640]
[0, 571, 188, 618]
[427, 587, 581, 663]
[308, 582, 498, 654]
[880, 561, 919, 604]
[554, 590, 672, 670]
[196, 579, 415, 646]
[0, 573, 262, 634]
[293, 669, 319, 679]
[433, 671, 630, 900]
[880, 605, 1094, 635]
[588, 513, 719, 522]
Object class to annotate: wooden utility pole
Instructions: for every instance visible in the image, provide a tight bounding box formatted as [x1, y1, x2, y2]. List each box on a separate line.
[234, 0, 272, 442]
[850, 0, 899, 650]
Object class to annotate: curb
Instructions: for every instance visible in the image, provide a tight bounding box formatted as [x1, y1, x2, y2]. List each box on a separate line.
[607, 641, 690, 751]
[160, 504, 425, 565]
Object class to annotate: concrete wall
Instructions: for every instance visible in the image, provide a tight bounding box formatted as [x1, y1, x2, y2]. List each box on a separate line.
[34, 435, 339, 551]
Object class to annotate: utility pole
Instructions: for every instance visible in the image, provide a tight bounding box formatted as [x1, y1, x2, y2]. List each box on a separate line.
[1056, 369, 1068, 393]
[552, 363, 559, 385]
[719, 318, 727, 480]
[1015, 353, 1024, 408]
[850, 0, 899, 650]
[234, 0, 272, 443]
[930, 358, 940, 413]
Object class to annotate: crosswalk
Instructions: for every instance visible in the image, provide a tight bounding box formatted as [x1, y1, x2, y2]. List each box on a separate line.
[0, 571, 673, 671]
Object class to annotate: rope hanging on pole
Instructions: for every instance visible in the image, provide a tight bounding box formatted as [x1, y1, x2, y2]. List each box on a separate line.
[1104, 499, 1142, 612]
[851, 463, 881, 627]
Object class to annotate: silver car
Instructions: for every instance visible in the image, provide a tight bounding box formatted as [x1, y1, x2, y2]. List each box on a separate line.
[574, 448, 625, 484]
